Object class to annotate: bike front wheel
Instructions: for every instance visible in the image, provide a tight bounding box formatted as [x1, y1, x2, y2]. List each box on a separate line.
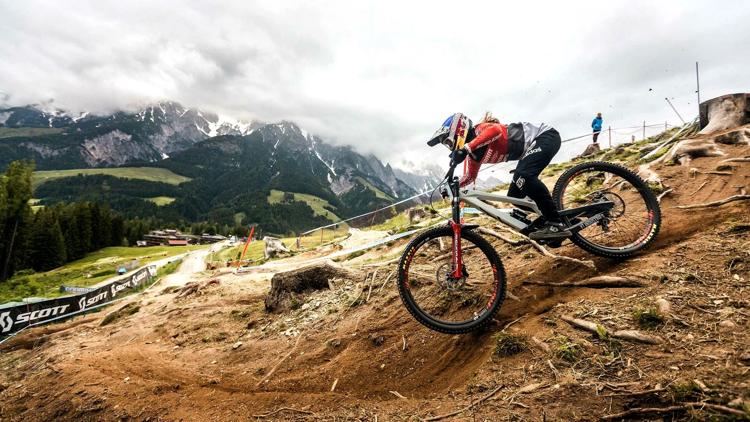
[397, 227, 506, 334]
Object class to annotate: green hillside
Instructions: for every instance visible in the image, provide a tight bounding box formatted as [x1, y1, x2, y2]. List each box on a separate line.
[355, 177, 393, 200]
[33, 167, 191, 188]
[0, 244, 202, 303]
[147, 196, 176, 206]
[268, 189, 340, 221]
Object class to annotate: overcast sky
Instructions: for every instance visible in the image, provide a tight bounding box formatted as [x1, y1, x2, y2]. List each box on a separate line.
[1, 0, 749, 174]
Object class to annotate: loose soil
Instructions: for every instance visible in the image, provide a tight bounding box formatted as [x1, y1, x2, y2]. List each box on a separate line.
[1, 141, 748, 421]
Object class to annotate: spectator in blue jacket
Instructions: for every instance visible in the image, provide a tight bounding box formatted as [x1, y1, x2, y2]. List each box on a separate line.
[591, 112, 603, 143]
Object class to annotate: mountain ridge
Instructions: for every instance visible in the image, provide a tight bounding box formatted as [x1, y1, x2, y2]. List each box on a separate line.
[1, 102, 440, 233]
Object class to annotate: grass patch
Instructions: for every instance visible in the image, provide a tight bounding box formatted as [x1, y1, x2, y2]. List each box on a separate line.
[594, 324, 622, 356]
[669, 381, 705, 402]
[157, 259, 182, 278]
[493, 332, 527, 357]
[366, 212, 410, 232]
[211, 236, 302, 265]
[355, 177, 393, 200]
[146, 196, 176, 206]
[100, 302, 141, 326]
[343, 250, 366, 261]
[0, 245, 203, 303]
[633, 307, 665, 330]
[647, 181, 666, 194]
[268, 189, 341, 222]
[0, 127, 63, 139]
[552, 335, 582, 363]
[32, 167, 191, 188]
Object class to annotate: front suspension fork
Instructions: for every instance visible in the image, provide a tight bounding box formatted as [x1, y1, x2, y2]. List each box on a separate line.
[450, 221, 464, 278]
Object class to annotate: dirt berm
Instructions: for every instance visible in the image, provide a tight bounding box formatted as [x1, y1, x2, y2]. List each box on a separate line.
[1, 125, 749, 421]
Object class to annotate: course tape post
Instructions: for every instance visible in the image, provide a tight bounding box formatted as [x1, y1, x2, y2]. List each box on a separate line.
[0, 265, 157, 338]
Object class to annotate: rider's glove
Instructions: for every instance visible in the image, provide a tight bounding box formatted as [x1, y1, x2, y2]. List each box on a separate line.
[451, 147, 468, 163]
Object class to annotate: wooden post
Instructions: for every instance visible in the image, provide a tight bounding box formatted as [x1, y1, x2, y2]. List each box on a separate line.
[642, 121, 646, 140]
[665, 121, 668, 132]
[608, 126, 612, 148]
[320, 227, 324, 245]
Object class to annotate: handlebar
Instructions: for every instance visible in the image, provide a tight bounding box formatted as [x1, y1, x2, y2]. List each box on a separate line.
[444, 157, 459, 181]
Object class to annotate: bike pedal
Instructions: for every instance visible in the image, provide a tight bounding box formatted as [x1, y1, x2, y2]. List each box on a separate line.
[542, 239, 564, 248]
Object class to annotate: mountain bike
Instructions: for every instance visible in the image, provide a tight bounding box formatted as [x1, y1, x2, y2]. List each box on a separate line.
[397, 158, 661, 334]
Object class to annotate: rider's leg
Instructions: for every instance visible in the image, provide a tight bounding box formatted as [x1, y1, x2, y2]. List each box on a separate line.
[508, 129, 560, 218]
[507, 129, 569, 239]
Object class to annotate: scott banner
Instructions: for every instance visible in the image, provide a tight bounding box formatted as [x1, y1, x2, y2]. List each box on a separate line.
[0, 265, 157, 337]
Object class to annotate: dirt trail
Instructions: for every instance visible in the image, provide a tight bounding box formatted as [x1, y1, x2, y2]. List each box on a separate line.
[1, 142, 749, 421]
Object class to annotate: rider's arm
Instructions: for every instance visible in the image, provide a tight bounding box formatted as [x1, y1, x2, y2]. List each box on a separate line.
[459, 158, 480, 187]
[466, 124, 505, 154]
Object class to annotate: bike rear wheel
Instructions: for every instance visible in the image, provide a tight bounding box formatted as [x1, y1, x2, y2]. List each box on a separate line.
[552, 161, 661, 258]
[397, 227, 506, 334]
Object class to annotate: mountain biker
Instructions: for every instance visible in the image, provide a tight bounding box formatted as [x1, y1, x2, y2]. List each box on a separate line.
[427, 112, 571, 240]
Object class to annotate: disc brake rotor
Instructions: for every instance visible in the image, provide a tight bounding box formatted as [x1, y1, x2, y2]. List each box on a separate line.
[436, 263, 467, 291]
[600, 191, 626, 218]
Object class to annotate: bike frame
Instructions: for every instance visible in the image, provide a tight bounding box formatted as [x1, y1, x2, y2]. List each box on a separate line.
[441, 158, 612, 278]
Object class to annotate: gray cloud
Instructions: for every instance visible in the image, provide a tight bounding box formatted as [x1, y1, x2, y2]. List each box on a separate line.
[1, 0, 748, 170]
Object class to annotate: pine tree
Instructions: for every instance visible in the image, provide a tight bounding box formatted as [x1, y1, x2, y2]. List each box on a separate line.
[74, 203, 93, 254]
[29, 208, 66, 271]
[110, 215, 125, 246]
[0, 160, 34, 281]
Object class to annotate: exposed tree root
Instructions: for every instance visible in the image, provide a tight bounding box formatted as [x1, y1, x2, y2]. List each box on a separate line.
[561, 315, 602, 333]
[601, 402, 748, 420]
[612, 330, 663, 345]
[721, 156, 750, 163]
[477, 227, 526, 246]
[656, 188, 673, 203]
[257, 334, 302, 387]
[561, 315, 663, 344]
[676, 194, 750, 209]
[688, 181, 708, 196]
[523, 276, 644, 288]
[491, 225, 596, 270]
[637, 164, 663, 186]
[176, 279, 220, 298]
[531, 336, 551, 353]
[691, 169, 733, 176]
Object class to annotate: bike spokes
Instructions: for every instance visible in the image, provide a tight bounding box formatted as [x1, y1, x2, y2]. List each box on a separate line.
[558, 169, 655, 251]
[402, 233, 497, 326]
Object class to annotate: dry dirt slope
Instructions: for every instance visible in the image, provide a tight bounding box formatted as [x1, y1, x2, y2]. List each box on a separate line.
[0, 131, 749, 421]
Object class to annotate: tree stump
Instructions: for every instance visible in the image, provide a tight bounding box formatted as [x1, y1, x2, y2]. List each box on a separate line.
[264, 261, 353, 312]
[579, 142, 601, 158]
[699, 93, 750, 134]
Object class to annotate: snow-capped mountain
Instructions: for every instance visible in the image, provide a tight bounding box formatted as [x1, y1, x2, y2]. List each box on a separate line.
[392, 160, 445, 193]
[0, 102, 424, 194]
[252, 121, 417, 199]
